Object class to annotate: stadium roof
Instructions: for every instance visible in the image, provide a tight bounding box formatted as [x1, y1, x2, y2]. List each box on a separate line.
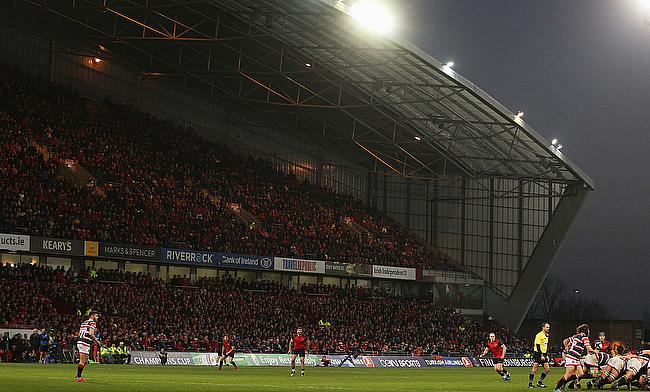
[1, 0, 594, 189]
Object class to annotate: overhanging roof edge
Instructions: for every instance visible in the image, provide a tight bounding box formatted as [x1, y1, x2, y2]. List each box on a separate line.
[316, 0, 595, 190]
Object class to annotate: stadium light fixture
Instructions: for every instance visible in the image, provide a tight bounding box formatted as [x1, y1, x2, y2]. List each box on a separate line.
[551, 138, 558, 145]
[414, 136, 421, 141]
[515, 110, 524, 119]
[442, 61, 454, 73]
[349, 1, 395, 35]
[557, 144, 563, 150]
[93, 57, 102, 63]
[305, 62, 312, 68]
[573, 289, 580, 294]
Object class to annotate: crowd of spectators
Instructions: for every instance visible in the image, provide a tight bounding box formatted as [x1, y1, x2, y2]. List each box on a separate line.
[0, 264, 527, 363]
[0, 63, 460, 271]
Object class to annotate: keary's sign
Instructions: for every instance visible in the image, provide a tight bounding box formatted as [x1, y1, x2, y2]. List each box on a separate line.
[30, 237, 84, 256]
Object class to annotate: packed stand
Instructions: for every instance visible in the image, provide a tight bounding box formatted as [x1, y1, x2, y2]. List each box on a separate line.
[0, 264, 525, 363]
[0, 64, 460, 271]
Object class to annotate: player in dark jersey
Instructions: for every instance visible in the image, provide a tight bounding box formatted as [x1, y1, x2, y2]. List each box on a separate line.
[480, 333, 511, 381]
[289, 328, 310, 377]
[553, 324, 595, 392]
[75, 311, 101, 383]
[218, 335, 238, 371]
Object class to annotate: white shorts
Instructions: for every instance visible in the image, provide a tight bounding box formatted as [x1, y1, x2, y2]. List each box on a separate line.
[77, 341, 91, 355]
[606, 356, 626, 373]
[583, 353, 598, 368]
[565, 356, 582, 367]
[626, 358, 648, 375]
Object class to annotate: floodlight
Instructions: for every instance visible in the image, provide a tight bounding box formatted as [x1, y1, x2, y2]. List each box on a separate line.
[446, 61, 454, 68]
[515, 110, 524, 119]
[414, 136, 421, 141]
[551, 138, 558, 145]
[349, 1, 395, 34]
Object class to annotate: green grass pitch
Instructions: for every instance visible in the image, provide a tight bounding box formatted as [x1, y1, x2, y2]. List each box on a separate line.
[0, 363, 553, 392]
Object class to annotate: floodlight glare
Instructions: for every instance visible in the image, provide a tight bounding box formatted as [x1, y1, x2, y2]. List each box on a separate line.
[349, 1, 395, 34]
[446, 61, 454, 68]
[551, 138, 558, 145]
[414, 136, 421, 141]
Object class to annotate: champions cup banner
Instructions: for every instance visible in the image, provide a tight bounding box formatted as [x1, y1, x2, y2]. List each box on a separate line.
[0, 233, 30, 251]
[274, 257, 326, 274]
[371, 265, 417, 281]
[99, 242, 160, 261]
[218, 253, 273, 270]
[325, 262, 372, 277]
[129, 352, 535, 368]
[30, 237, 84, 256]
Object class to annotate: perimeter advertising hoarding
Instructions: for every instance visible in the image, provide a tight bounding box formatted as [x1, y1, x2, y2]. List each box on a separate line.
[324, 262, 372, 277]
[274, 257, 325, 274]
[99, 242, 160, 261]
[0, 233, 30, 251]
[30, 237, 84, 256]
[371, 265, 417, 281]
[219, 253, 273, 270]
[161, 248, 219, 266]
[129, 352, 534, 367]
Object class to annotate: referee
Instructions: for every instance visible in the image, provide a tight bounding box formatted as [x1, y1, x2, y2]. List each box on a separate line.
[528, 322, 551, 388]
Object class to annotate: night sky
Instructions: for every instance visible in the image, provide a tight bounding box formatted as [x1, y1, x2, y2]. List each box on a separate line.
[390, 0, 650, 319]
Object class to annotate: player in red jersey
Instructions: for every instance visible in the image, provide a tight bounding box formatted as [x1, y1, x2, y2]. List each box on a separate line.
[288, 328, 310, 377]
[218, 335, 238, 371]
[481, 332, 511, 381]
[75, 311, 102, 383]
[593, 331, 612, 354]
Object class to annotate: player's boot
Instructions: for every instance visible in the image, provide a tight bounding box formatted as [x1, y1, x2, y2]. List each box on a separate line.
[290, 369, 295, 377]
[74, 378, 87, 383]
[538, 381, 548, 388]
[301, 369, 305, 377]
[529, 383, 536, 388]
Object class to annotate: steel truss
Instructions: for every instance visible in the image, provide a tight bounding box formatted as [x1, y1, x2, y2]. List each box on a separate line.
[0, 0, 594, 194]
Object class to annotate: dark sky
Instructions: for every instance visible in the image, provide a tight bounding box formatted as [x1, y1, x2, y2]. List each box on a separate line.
[391, 0, 650, 320]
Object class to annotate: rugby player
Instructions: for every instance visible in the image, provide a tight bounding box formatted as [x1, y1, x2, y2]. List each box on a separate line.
[593, 332, 612, 355]
[481, 332, 511, 382]
[218, 335, 238, 371]
[289, 328, 310, 377]
[553, 324, 595, 392]
[592, 347, 630, 389]
[610, 350, 650, 390]
[75, 311, 102, 382]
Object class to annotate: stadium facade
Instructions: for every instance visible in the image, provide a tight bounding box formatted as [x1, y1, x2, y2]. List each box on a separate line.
[0, 0, 593, 331]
